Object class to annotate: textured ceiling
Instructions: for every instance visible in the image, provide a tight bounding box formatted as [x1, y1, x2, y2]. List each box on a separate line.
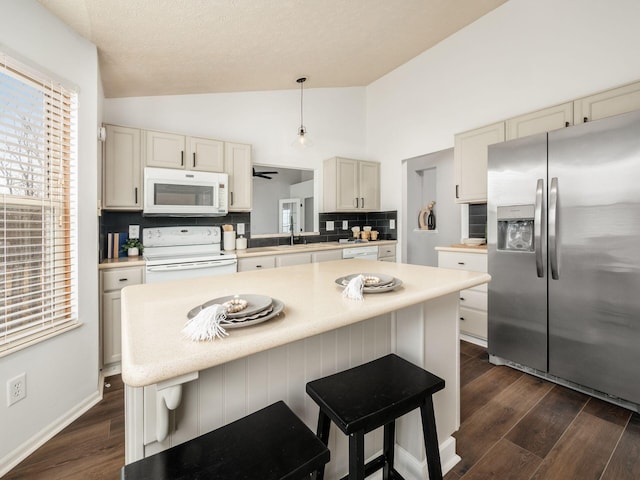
[38, 0, 507, 98]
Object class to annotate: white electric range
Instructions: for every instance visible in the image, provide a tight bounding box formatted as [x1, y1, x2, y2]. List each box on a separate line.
[143, 226, 237, 284]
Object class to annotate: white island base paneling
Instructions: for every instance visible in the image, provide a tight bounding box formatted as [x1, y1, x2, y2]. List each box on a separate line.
[125, 293, 461, 479]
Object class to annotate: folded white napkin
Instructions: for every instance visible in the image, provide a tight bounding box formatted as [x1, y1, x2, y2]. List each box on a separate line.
[183, 304, 228, 341]
[342, 274, 364, 301]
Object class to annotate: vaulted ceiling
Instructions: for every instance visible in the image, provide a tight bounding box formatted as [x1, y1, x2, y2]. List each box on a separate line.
[38, 0, 507, 98]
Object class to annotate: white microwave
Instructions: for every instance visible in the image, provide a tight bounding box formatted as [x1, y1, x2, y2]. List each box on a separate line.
[143, 167, 228, 216]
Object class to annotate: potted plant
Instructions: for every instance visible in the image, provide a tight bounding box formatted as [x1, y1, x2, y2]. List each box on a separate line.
[122, 238, 144, 257]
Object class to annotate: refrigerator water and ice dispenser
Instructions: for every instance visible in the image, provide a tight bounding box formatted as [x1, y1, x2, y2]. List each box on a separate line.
[497, 205, 535, 252]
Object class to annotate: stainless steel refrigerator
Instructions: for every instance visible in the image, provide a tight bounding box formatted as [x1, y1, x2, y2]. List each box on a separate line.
[487, 109, 640, 408]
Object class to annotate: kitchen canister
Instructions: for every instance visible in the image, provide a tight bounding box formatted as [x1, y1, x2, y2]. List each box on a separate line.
[223, 231, 236, 251]
[236, 235, 247, 250]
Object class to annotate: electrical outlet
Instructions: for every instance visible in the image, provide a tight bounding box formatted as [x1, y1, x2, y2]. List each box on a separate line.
[7, 373, 26, 406]
[326, 221, 334, 231]
[390, 219, 396, 229]
[342, 220, 348, 230]
[237, 223, 245, 235]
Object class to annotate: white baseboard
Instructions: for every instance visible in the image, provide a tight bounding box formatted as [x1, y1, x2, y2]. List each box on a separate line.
[460, 333, 487, 348]
[366, 435, 461, 479]
[0, 389, 103, 477]
[102, 362, 122, 377]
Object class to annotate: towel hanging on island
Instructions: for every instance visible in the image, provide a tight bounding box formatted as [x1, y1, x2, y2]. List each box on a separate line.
[183, 304, 228, 341]
[342, 274, 365, 301]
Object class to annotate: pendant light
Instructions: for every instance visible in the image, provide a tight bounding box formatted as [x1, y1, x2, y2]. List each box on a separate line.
[292, 76, 313, 147]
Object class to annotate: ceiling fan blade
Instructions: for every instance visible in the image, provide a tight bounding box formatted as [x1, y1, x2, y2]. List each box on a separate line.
[252, 167, 279, 179]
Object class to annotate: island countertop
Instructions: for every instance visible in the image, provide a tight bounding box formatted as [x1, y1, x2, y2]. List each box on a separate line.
[121, 259, 490, 387]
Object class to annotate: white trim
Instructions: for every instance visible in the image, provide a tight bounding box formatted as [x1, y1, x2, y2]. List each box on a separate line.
[0, 389, 102, 477]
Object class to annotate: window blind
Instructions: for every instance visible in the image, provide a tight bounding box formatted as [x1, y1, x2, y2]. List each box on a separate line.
[0, 53, 78, 355]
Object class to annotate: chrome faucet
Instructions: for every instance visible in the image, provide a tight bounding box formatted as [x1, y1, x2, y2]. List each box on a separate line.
[290, 215, 294, 246]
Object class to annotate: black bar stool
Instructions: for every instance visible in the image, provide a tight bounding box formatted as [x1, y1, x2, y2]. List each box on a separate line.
[306, 354, 445, 480]
[121, 400, 330, 480]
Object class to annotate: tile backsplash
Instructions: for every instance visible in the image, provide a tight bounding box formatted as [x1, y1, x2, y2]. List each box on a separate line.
[468, 203, 487, 239]
[99, 210, 397, 258]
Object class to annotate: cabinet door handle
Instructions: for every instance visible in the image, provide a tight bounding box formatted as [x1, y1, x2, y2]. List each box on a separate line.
[460, 297, 465, 301]
[583, 116, 588, 123]
[193, 152, 196, 168]
[460, 317, 465, 321]
[134, 187, 138, 204]
[230, 191, 234, 205]
[565, 121, 570, 127]
[361, 197, 364, 208]
[354, 198, 358, 208]
[119, 278, 128, 282]
[181, 150, 184, 166]
[455, 185, 459, 199]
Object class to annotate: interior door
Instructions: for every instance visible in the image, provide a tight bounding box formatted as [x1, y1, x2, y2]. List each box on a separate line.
[547, 110, 640, 403]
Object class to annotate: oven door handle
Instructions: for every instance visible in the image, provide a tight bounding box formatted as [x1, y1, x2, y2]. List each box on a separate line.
[147, 259, 237, 272]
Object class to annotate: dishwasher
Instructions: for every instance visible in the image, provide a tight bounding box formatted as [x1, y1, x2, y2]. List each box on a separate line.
[342, 245, 378, 260]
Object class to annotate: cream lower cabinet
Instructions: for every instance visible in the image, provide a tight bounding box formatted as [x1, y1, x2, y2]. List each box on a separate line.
[378, 244, 396, 262]
[454, 122, 505, 203]
[437, 250, 487, 343]
[323, 157, 380, 212]
[275, 252, 311, 267]
[237, 255, 276, 272]
[311, 249, 343, 263]
[101, 267, 144, 367]
[224, 142, 252, 211]
[103, 125, 142, 210]
[575, 80, 640, 124]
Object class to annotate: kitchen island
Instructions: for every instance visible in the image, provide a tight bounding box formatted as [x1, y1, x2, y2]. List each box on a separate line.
[121, 259, 490, 479]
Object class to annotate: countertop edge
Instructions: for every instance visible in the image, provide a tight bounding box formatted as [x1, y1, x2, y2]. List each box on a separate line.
[120, 263, 489, 387]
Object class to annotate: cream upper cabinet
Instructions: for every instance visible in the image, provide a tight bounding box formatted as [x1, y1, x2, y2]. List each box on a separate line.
[145, 130, 225, 172]
[454, 122, 505, 204]
[224, 142, 252, 211]
[574, 80, 640, 124]
[144, 130, 186, 169]
[187, 136, 224, 172]
[103, 124, 142, 210]
[323, 157, 380, 212]
[506, 102, 573, 140]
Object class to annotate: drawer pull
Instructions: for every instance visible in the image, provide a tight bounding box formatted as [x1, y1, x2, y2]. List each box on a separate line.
[119, 278, 128, 282]
[460, 297, 465, 301]
[460, 317, 465, 321]
[458, 262, 465, 265]
[256, 265, 262, 268]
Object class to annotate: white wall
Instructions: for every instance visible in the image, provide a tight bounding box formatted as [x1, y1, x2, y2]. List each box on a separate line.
[0, 0, 100, 472]
[104, 86, 367, 174]
[366, 0, 640, 255]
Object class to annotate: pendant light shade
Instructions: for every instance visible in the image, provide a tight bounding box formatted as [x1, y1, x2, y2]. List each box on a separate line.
[292, 77, 313, 147]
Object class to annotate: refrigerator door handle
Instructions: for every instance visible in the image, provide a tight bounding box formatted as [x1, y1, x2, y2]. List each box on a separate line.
[549, 177, 559, 280]
[535, 178, 544, 278]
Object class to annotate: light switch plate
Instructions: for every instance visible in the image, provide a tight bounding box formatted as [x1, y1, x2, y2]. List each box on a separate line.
[129, 225, 140, 239]
[390, 219, 396, 229]
[326, 221, 334, 231]
[342, 220, 348, 230]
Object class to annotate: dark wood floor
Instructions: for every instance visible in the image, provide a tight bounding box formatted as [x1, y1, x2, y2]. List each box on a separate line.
[447, 341, 640, 480]
[4, 375, 124, 480]
[5, 342, 640, 479]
